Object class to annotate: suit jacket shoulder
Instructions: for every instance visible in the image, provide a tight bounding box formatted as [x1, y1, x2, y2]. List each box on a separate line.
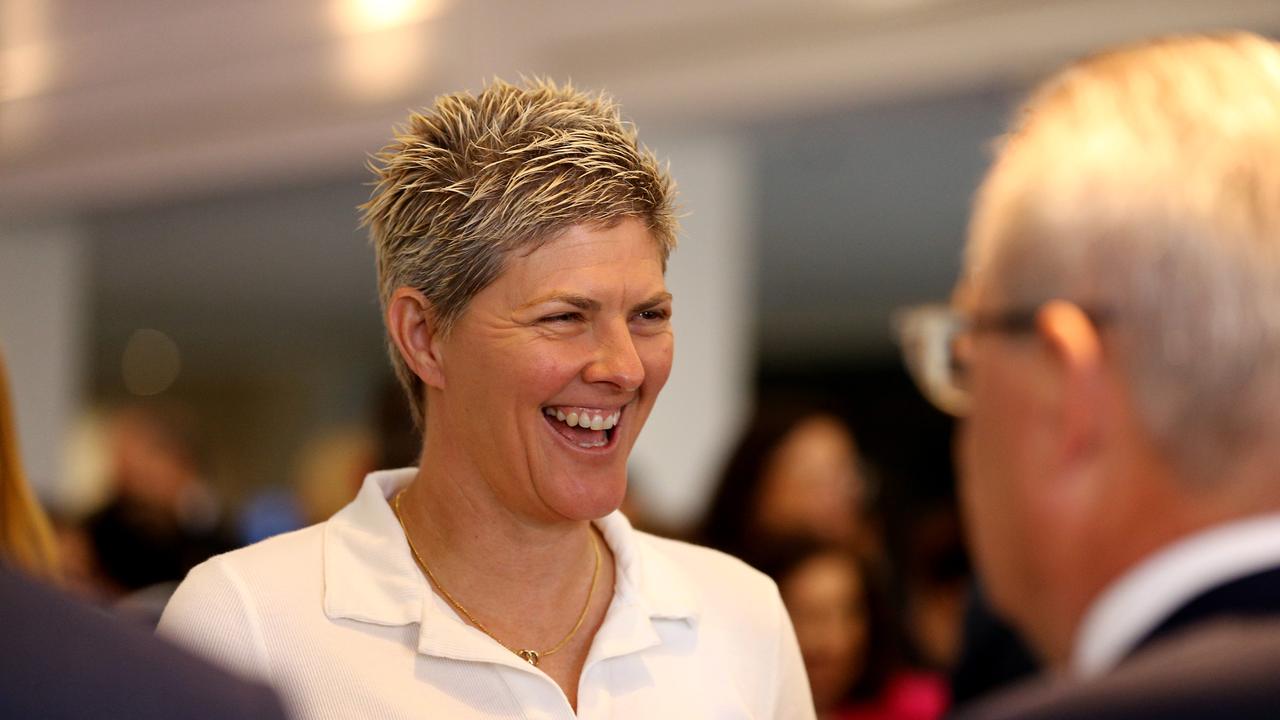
[955, 619, 1280, 720]
[0, 564, 287, 720]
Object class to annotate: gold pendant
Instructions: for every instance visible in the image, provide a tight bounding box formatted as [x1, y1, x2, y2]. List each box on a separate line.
[517, 649, 540, 666]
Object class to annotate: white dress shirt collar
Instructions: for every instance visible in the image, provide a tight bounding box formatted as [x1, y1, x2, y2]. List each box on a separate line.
[1072, 512, 1280, 677]
[321, 468, 700, 672]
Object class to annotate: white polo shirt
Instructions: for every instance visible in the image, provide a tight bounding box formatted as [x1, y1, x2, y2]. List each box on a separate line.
[159, 469, 816, 719]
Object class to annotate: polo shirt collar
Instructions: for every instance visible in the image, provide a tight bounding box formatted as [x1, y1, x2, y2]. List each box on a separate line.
[321, 468, 420, 626]
[598, 510, 700, 622]
[323, 469, 699, 668]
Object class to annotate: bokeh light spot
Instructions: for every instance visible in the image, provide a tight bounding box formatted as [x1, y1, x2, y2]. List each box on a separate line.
[121, 329, 181, 396]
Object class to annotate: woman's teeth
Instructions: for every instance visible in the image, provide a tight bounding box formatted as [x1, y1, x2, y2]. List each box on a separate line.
[543, 407, 620, 431]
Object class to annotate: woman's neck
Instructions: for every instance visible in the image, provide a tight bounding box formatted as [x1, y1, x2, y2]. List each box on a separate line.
[399, 462, 598, 591]
[403, 438, 617, 710]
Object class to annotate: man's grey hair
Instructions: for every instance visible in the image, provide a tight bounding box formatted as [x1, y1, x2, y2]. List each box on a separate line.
[966, 32, 1280, 483]
[360, 78, 677, 427]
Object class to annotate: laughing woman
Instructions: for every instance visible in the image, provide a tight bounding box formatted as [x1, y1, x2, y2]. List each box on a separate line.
[158, 79, 814, 720]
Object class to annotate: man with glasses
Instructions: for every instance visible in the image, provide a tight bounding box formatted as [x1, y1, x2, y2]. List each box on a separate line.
[897, 33, 1280, 719]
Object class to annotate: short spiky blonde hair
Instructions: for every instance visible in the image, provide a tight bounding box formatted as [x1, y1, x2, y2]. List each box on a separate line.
[361, 78, 677, 426]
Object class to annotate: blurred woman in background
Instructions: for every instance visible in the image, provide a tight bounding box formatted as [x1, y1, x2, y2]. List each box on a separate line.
[758, 537, 948, 720]
[699, 402, 876, 561]
[1, 352, 290, 720]
[0, 351, 59, 579]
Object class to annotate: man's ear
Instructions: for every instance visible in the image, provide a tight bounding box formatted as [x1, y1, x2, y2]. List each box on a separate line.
[1036, 300, 1107, 464]
[386, 287, 447, 390]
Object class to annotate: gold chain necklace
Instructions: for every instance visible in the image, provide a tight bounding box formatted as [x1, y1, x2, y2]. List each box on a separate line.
[391, 490, 601, 667]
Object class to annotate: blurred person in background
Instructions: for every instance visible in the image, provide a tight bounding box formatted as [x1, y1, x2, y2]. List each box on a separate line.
[375, 375, 422, 469]
[292, 426, 376, 526]
[699, 400, 973, 690]
[85, 402, 234, 622]
[947, 583, 1039, 708]
[239, 426, 376, 545]
[0, 351, 289, 719]
[1, 559, 291, 720]
[699, 402, 878, 562]
[756, 536, 948, 720]
[898, 32, 1280, 719]
[896, 503, 969, 673]
[0, 352, 60, 580]
[159, 79, 814, 719]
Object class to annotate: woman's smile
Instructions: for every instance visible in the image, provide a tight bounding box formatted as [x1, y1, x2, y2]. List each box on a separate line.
[541, 404, 626, 452]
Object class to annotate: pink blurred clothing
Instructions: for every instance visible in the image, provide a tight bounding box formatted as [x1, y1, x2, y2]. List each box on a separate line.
[836, 672, 949, 720]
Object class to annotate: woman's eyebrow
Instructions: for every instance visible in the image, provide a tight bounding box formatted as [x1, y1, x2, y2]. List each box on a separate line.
[519, 293, 601, 311]
[630, 292, 673, 313]
[519, 291, 671, 312]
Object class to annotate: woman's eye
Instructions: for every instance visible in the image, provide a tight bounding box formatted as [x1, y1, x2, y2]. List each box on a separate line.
[541, 312, 583, 324]
[634, 309, 670, 322]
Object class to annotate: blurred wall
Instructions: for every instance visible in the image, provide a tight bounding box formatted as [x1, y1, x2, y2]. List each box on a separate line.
[85, 181, 386, 502]
[754, 89, 1010, 363]
[630, 131, 755, 527]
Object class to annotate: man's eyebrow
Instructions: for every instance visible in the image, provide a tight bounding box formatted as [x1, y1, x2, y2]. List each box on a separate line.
[630, 292, 673, 313]
[519, 293, 601, 311]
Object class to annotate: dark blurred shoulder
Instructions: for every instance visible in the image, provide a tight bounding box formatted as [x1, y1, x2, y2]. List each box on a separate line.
[0, 563, 288, 720]
[953, 619, 1280, 720]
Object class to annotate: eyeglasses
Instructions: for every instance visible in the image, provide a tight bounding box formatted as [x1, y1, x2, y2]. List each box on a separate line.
[892, 303, 1110, 416]
[890, 304, 1042, 416]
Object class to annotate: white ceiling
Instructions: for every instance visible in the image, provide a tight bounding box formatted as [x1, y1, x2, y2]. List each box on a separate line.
[4, 0, 1279, 220]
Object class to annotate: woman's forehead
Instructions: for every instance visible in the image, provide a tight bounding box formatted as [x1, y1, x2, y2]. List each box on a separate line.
[500, 222, 668, 297]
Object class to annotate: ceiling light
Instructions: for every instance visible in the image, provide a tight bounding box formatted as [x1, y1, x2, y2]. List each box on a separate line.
[330, 0, 446, 35]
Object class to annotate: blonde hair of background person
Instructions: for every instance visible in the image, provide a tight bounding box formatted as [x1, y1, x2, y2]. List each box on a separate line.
[967, 31, 1280, 486]
[885, 35, 1280, 720]
[958, 31, 1280, 663]
[906, 29, 1280, 677]
[0, 351, 59, 579]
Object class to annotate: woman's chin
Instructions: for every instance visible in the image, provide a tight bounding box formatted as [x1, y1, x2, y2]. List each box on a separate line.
[539, 472, 628, 522]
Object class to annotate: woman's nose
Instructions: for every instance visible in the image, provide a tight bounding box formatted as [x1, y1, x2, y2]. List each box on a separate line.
[584, 323, 645, 392]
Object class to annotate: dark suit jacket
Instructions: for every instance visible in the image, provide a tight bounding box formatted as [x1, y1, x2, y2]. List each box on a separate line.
[949, 582, 1040, 705]
[954, 566, 1280, 720]
[0, 563, 288, 720]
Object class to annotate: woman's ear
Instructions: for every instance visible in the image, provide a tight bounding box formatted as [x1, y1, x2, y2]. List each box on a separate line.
[386, 287, 447, 390]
